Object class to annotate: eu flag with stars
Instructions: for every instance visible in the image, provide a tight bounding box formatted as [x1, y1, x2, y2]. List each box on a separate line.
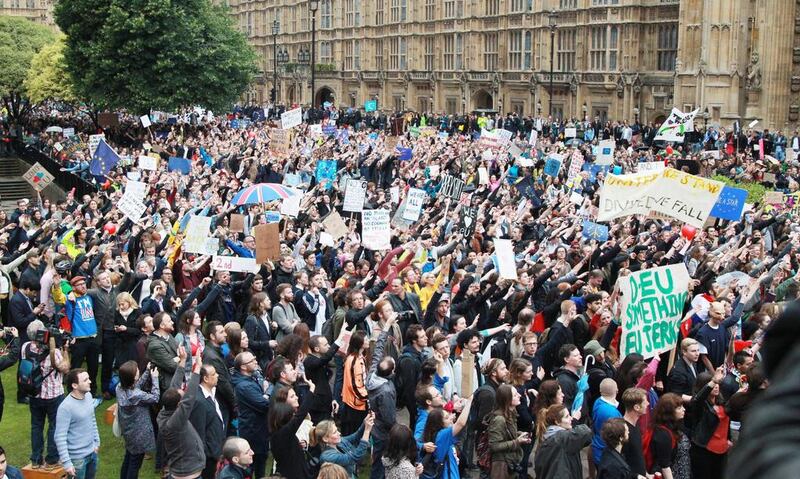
[89, 139, 120, 176]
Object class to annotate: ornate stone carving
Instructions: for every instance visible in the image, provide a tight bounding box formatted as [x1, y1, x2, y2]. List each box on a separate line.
[615, 75, 625, 98]
[631, 74, 642, 95]
[569, 74, 579, 94]
[492, 72, 501, 92]
[746, 52, 762, 91]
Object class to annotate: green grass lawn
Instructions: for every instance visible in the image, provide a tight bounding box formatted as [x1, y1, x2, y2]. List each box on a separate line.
[0, 367, 162, 478]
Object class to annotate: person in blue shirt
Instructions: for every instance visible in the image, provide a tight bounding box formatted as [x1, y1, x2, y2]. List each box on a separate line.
[414, 385, 446, 452]
[65, 276, 100, 399]
[591, 378, 622, 466]
[421, 395, 473, 479]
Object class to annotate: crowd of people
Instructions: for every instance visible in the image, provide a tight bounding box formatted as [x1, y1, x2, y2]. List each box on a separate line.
[0, 101, 796, 479]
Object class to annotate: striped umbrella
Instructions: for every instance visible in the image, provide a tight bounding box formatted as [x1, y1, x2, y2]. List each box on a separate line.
[231, 183, 300, 206]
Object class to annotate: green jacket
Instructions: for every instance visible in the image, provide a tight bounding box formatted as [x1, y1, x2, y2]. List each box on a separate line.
[487, 412, 523, 466]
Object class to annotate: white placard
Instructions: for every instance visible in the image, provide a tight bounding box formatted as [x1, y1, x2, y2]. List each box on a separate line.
[529, 129, 538, 146]
[22, 162, 55, 192]
[63, 128, 75, 137]
[343, 180, 368, 213]
[138, 155, 158, 171]
[88, 134, 105, 158]
[211, 255, 259, 273]
[280, 194, 302, 218]
[428, 165, 440, 179]
[390, 186, 400, 204]
[494, 238, 518, 280]
[140, 115, 152, 128]
[570, 191, 583, 205]
[125, 180, 148, 201]
[54, 142, 63, 152]
[478, 167, 489, 185]
[402, 188, 427, 222]
[184, 215, 213, 254]
[281, 107, 303, 129]
[361, 209, 391, 250]
[565, 127, 577, 138]
[516, 156, 534, 167]
[596, 139, 616, 165]
[748, 119, 759, 129]
[319, 231, 335, 247]
[637, 161, 666, 173]
[655, 108, 699, 143]
[117, 194, 147, 222]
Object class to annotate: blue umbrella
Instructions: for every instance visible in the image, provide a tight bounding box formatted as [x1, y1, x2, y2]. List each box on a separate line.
[571, 355, 595, 415]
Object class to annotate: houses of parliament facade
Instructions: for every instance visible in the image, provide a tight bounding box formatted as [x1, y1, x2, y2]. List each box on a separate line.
[4, 0, 799, 131]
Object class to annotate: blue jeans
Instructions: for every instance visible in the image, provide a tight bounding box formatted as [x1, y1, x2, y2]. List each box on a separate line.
[30, 395, 62, 465]
[370, 437, 386, 479]
[120, 451, 144, 479]
[72, 452, 98, 479]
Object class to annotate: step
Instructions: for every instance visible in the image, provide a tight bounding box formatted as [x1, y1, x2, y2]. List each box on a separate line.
[21, 464, 68, 479]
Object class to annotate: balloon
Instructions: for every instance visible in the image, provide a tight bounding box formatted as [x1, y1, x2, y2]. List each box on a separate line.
[681, 224, 697, 241]
[613, 166, 622, 175]
[104, 223, 117, 235]
[666, 145, 674, 156]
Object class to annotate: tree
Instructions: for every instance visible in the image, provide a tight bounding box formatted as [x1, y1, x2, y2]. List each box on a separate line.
[24, 35, 77, 104]
[55, 0, 259, 114]
[0, 16, 57, 122]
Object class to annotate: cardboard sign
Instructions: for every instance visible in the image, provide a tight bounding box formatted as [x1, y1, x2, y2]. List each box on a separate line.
[401, 188, 427, 222]
[361, 209, 391, 250]
[618, 264, 691, 359]
[22, 163, 54, 192]
[229, 214, 245, 233]
[184, 215, 213, 255]
[458, 206, 479, 238]
[117, 194, 147, 223]
[211, 255, 259, 273]
[140, 115, 152, 128]
[494, 239, 518, 280]
[440, 175, 465, 201]
[385, 136, 400, 151]
[322, 210, 349, 240]
[254, 223, 281, 263]
[764, 191, 785, 205]
[343, 180, 368, 213]
[270, 128, 291, 154]
[98, 112, 120, 127]
[279, 194, 302, 218]
[281, 107, 303, 129]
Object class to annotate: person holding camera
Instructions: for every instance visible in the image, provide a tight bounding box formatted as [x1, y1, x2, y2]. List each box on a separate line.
[9, 279, 44, 346]
[22, 320, 70, 470]
[487, 385, 532, 479]
[0, 326, 20, 422]
[387, 278, 422, 339]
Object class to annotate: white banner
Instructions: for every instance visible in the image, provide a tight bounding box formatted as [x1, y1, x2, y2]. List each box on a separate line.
[88, 134, 105, 158]
[281, 107, 303, 129]
[343, 179, 368, 213]
[655, 108, 699, 143]
[279, 194, 302, 218]
[138, 155, 158, 171]
[494, 239, 518, 280]
[184, 215, 213, 254]
[140, 115, 152, 128]
[402, 188, 427, 222]
[595, 139, 616, 165]
[125, 180, 148, 201]
[598, 168, 723, 228]
[211, 255, 259, 273]
[618, 264, 691, 359]
[361, 209, 391, 250]
[117, 194, 147, 222]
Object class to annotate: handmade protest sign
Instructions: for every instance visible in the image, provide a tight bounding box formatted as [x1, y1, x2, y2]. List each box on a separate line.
[364, 100, 377, 112]
[458, 206, 479, 238]
[655, 108, 699, 143]
[211, 256, 259, 273]
[402, 188, 427, 222]
[543, 154, 563, 177]
[763, 191, 785, 205]
[315, 160, 337, 190]
[322, 211, 349, 240]
[637, 161, 665, 173]
[138, 155, 159, 171]
[280, 194, 302, 218]
[63, 128, 75, 137]
[361, 209, 391, 250]
[595, 139, 616, 165]
[494, 239, 518, 280]
[117, 194, 147, 223]
[22, 163, 54, 192]
[254, 223, 281, 262]
[440, 175, 465, 201]
[140, 115, 152, 128]
[710, 186, 748, 221]
[343, 180, 368, 213]
[618, 264, 691, 359]
[565, 127, 577, 138]
[184, 216, 213, 254]
[270, 128, 291, 154]
[281, 107, 303, 129]
[124, 180, 148, 202]
[229, 214, 246, 233]
[597, 168, 723, 228]
[88, 134, 106, 158]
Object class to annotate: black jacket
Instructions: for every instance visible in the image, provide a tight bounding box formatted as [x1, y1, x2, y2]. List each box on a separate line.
[685, 382, 725, 448]
[189, 386, 226, 460]
[303, 342, 341, 412]
[597, 448, 634, 479]
[202, 343, 236, 422]
[243, 314, 274, 370]
[667, 357, 698, 398]
[0, 337, 20, 416]
[395, 345, 424, 410]
[9, 292, 37, 344]
[554, 367, 580, 411]
[270, 393, 314, 479]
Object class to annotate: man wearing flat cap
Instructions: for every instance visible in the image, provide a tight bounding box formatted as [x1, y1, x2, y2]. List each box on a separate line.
[65, 276, 100, 398]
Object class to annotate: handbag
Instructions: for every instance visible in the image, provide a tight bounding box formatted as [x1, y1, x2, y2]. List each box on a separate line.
[112, 406, 122, 437]
[420, 451, 444, 479]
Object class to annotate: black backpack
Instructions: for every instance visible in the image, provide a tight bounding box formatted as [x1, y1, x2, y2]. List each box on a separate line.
[489, 329, 515, 366]
[18, 343, 54, 397]
[394, 351, 421, 408]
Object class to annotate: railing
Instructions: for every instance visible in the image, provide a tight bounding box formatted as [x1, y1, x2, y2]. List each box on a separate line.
[14, 141, 97, 197]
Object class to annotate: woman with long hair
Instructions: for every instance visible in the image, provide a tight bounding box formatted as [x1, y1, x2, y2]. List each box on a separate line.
[533, 380, 566, 441]
[508, 359, 536, 477]
[487, 384, 531, 479]
[269, 379, 317, 479]
[174, 308, 205, 377]
[311, 412, 374, 478]
[383, 424, 422, 479]
[421, 396, 473, 479]
[244, 292, 276, 370]
[113, 292, 142, 366]
[686, 368, 728, 479]
[649, 392, 690, 479]
[225, 328, 249, 369]
[341, 330, 370, 436]
[115, 359, 162, 479]
[534, 404, 592, 479]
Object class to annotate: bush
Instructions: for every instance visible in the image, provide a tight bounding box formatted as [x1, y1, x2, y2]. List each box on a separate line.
[712, 174, 766, 204]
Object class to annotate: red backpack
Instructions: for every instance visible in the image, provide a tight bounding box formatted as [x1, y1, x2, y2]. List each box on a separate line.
[642, 425, 676, 472]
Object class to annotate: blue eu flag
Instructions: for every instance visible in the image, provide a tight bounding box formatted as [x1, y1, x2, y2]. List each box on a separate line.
[89, 139, 120, 176]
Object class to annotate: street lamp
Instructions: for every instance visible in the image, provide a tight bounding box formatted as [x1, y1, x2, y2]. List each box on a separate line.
[278, 48, 289, 65]
[547, 10, 558, 117]
[272, 19, 280, 104]
[298, 48, 310, 64]
[309, 0, 320, 108]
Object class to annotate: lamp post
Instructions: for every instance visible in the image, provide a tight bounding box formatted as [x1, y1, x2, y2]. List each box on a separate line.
[547, 10, 558, 117]
[309, 0, 320, 108]
[272, 20, 280, 104]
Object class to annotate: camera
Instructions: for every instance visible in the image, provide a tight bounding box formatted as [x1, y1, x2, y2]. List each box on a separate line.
[2, 327, 13, 341]
[397, 310, 417, 322]
[34, 327, 71, 348]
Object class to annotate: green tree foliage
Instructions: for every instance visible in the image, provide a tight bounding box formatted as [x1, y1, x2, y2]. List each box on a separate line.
[24, 35, 77, 104]
[0, 16, 57, 121]
[55, 0, 259, 114]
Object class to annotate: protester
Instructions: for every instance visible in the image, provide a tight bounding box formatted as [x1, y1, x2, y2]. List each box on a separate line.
[487, 384, 530, 479]
[116, 358, 163, 479]
[421, 396, 474, 479]
[649, 392, 690, 479]
[312, 411, 374, 478]
[596, 418, 635, 479]
[382, 424, 422, 479]
[191, 361, 227, 479]
[217, 437, 254, 479]
[534, 404, 592, 479]
[686, 368, 729, 479]
[341, 330, 369, 436]
[0, 445, 23, 479]
[268, 379, 317, 478]
[231, 351, 268, 478]
[54, 368, 100, 479]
